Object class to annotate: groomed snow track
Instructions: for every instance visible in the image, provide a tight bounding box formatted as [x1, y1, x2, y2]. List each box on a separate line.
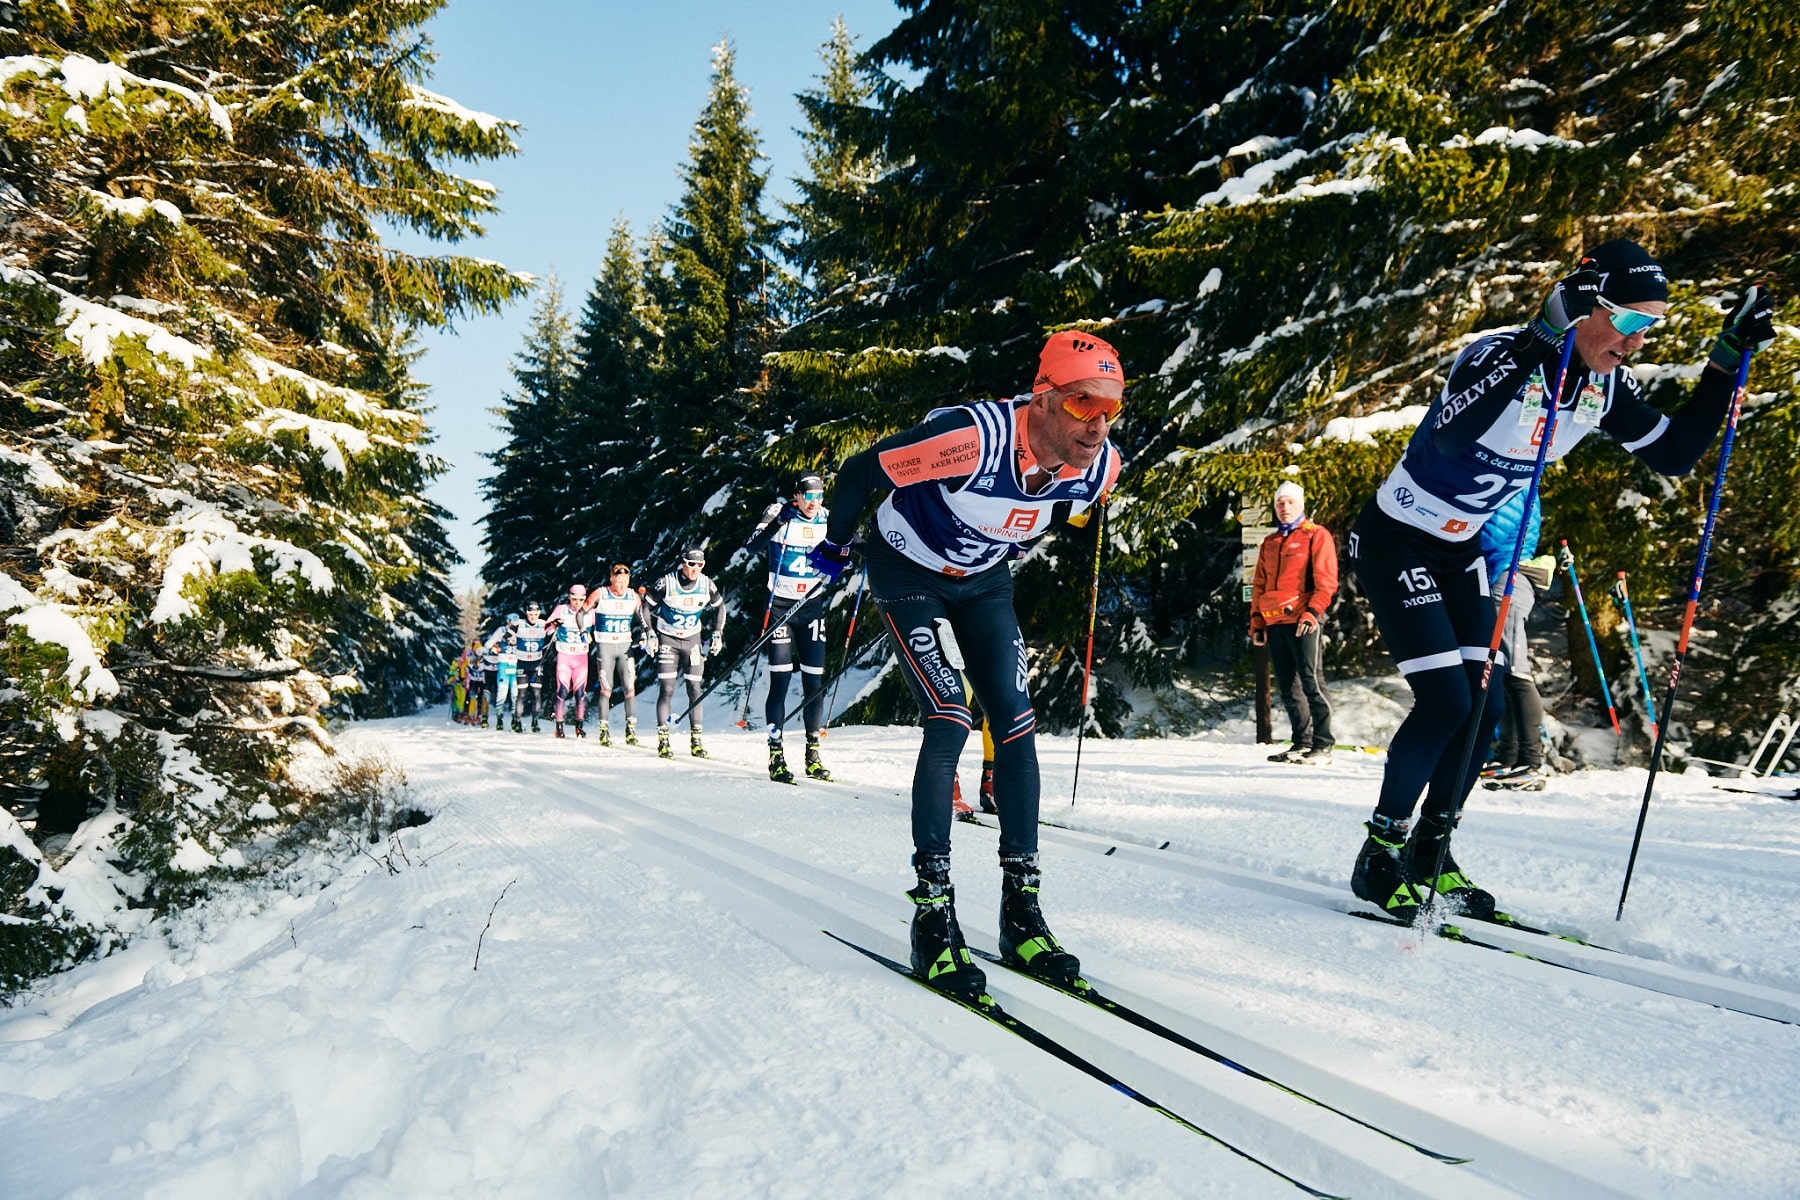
[422, 724, 1776, 1200]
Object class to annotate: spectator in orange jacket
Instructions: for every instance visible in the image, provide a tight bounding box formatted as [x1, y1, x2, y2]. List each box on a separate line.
[1251, 481, 1339, 763]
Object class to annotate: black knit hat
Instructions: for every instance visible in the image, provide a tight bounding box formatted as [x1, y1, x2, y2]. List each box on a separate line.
[794, 472, 825, 495]
[1583, 238, 1669, 305]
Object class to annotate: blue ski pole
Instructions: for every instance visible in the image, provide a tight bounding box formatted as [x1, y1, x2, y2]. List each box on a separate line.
[1618, 347, 1753, 920]
[1558, 540, 1620, 735]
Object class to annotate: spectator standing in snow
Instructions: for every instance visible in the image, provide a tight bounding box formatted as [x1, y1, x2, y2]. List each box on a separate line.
[1347, 238, 1774, 923]
[807, 329, 1123, 1002]
[1250, 480, 1339, 764]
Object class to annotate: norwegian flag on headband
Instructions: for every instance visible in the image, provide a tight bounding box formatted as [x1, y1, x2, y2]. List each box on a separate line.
[1034, 329, 1126, 392]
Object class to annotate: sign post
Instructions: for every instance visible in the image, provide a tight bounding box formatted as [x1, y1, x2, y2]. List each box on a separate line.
[1240, 504, 1275, 744]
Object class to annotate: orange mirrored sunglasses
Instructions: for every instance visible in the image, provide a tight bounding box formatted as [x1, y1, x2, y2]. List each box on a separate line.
[1060, 392, 1124, 422]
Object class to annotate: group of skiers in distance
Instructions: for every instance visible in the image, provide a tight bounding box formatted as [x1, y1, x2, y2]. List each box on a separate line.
[443, 245, 1776, 1005]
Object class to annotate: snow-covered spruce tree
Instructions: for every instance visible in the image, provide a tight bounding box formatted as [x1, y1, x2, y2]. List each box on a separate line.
[564, 40, 786, 642]
[0, 0, 526, 992]
[480, 275, 582, 618]
[769, 0, 1145, 732]
[782, 17, 885, 315]
[563, 219, 656, 579]
[1094, 0, 1797, 754]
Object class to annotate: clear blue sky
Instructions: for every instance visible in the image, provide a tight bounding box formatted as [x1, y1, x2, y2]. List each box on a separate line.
[402, 1, 903, 591]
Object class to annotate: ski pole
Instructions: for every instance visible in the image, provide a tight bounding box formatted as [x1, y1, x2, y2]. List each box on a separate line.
[1559, 541, 1620, 734]
[821, 570, 868, 734]
[671, 579, 838, 728]
[1071, 503, 1105, 806]
[1617, 347, 1752, 921]
[1611, 572, 1658, 738]
[1420, 319, 1581, 920]
[737, 595, 775, 728]
[779, 626, 887, 732]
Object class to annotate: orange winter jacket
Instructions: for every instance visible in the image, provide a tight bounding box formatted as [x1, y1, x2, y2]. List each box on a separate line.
[1250, 521, 1339, 632]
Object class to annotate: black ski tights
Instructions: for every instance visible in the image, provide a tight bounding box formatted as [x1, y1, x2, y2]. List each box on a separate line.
[1375, 660, 1507, 824]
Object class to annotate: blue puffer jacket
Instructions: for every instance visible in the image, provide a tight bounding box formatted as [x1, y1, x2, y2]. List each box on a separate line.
[1481, 488, 1541, 585]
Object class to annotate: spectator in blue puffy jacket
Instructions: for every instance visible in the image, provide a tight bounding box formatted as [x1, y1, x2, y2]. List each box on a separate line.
[1480, 491, 1554, 788]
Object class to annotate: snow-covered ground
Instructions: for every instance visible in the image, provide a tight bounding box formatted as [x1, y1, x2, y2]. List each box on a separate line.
[2, 699, 1796, 1198]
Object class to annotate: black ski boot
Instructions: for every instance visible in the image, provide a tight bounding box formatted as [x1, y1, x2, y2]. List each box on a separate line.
[511, 717, 523, 733]
[530, 716, 540, 733]
[1351, 814, 1421, 921]
[690, 733, 708, 759]
[554, 722, 565, 740]
[768, 740, 795, 784]
[907, 854, 986, 1002]
[978, 764, 996, 814]
[1406, 811, 1496, 920]
[624, 719, 638, 747]
[804, 735, 831, 781]
[597, 724, 612, 747]
[656, 726, 673, 759]
[998, 855, 1082, 987]
[574, 722, 586, 739]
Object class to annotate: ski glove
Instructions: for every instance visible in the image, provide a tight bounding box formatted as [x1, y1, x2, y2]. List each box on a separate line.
[708, 632, 724, 657]
[642, 635, 659, 657]
[1711, 285, 1777, 373]
[1537, 265, 1603, 336]
[807, 539, 853, 583]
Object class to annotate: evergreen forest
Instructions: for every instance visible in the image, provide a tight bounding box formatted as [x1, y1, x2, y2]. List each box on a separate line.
[486, 3, 1798, 751]
[4, 0, 1797, 990]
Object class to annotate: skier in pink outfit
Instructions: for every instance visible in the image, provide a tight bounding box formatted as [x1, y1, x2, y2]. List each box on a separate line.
[544, 583, 595, 738]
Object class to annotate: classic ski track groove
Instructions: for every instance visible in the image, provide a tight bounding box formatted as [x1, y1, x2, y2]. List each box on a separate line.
[822, 932, 1353, 1200]
[435, 725, 1800, 1024]
[450, 739, 1667, 1200]
[985, 815, 1800, 1027]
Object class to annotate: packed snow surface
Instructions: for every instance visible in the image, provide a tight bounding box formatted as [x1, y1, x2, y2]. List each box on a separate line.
[2, 705, 1795, 1198]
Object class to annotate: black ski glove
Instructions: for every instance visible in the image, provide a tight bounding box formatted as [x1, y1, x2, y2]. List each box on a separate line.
[1710, 285, 1777, 372]
[1537, 264, 1603, 336]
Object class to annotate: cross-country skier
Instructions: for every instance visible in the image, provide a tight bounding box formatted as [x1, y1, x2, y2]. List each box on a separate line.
[807, 329, 1124, 1001]
[512, 601, 549, 731]
[1349, 239, 1775, 922]
[1250, 480, 1339, 764]
[743, 472, 833, 783]
[461, 637, 487, 726]
[544, 583, 595, 739]
[644, 547, 726, 759]
[486, 613, 522, 731]
[589, 564, 650, 747]
[449, 643, 472, 723]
